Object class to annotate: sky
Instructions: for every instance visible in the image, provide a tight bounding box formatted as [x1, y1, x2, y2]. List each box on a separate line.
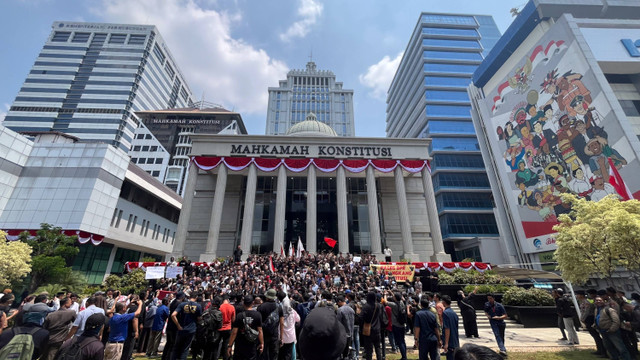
[0, 0, 527, 137]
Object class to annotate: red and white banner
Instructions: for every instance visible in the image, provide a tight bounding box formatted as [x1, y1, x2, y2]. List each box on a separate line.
[608, 157, 632, 201]
[4, 229, 104, 245]
[380, 262, 492, 273]
[191, 157, 428, 174]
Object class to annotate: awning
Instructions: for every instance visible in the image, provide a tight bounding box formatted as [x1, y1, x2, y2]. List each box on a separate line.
[492, 265, 563, 280]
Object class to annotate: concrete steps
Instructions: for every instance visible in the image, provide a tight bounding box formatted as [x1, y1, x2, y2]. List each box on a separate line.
[450, 303, 524, 329]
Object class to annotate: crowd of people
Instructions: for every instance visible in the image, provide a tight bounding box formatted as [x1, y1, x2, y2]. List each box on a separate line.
[7, 252, 639, 360]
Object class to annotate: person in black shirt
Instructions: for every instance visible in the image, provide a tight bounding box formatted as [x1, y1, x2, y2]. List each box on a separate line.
[162, 292, 184, 360]
[361, 292, 384, 360]
[256, 289, 283, 360]
[170, 292, 202, 360]
[234, 246, 243, 263]
[229, 295, 263, 360]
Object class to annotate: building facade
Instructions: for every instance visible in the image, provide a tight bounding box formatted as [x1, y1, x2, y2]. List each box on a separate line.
[265, 61, 355, 136]
[173, 117, 449, 262]
[0, 125, 181, 283]
[135, 104, 248, 196]
[386, 13, 503, 263]
[2, 21, 195, 152]
[469, 0, 640, 269]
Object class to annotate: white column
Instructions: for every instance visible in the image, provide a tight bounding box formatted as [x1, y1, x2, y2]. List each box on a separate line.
[366, 166, 383, 258]
[421, 168, 450, 261]
[273, 165, 287, 254]
[104, 245, 118, 275]
[172, 162, 198, 258]
[306, 165, 317, 254]
[240, 164, 257, 260]
[395, 167, 416, 260]
[201, 165, 227, 261]
[337, 166, 349, 254]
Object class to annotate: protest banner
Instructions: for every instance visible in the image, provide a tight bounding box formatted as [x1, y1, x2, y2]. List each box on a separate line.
[145, 266, 166, 279]
[166, 266, 184, 279]
[370, 264, 416, 282]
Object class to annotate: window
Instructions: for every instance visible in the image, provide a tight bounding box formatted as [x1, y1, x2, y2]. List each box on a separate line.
[152, 224, 157, 239]
[425, 90, 470, 102]
[425, 105, 471, 118]
[421, 14, 476, 26]
[152, 171, 160, 177]
[430, 137, 479, 152]
[115, 210, 123, 227]
[153, 44, 166, 63]
[145, 134, 152, 139]
[165, 63, 175, 79]
[52, 31, 71, 42]
[142, 146, 149, 151]
[422, 38, 481, 49]
[133, 145, 141, 151]
[72, 243, 114, 284]
[440, 213, 498, 237]
[436, 192, 493, 210]
[425, 76, 471, 88]
[155, 158, 163, 164]
[423, 51, 482, 61]
[422, 27, 478, 38]
[605, 74, 633, 84]
[130, 216, 137, 233]
[171, 232, 176, 245]
[144, 221, 150, 237]
[110, 208, 119, 226]
[125, 214, 133, 231]
[431, 154, 485, 170]
[619, 100, 640, 117]
[424, 63, 477, 74]
[422, 120, 476, 135]
[150, 146, 158, 151]
[180, 87, 189, 101]
[128, 34, 147, 45]
[136, 133, 144, 139]
[140, 220, 146, 235]
[131, 158, 138, 164]
[72, 32, 91, 43]
[109, 34, 127, 44]
[433, 173, 490, 190]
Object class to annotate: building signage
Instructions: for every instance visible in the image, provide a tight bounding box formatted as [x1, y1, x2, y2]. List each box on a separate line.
[230, 144, 393, 157]
[56, 22, 152, 31]
[621, 39, 640, 57]
[150, 119, 221, 125]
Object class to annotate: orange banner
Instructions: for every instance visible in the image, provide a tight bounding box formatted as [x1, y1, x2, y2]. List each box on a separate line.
[370, 264, 416, 282]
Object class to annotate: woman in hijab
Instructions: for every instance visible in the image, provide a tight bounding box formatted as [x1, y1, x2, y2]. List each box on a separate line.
[278, 291, 300, 360]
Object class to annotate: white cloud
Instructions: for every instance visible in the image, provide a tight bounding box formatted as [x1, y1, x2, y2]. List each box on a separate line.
[0, 103, 8, 124]
[359, 52, 403, 101]
[279, 0, 323, 42]
[95, 0, 288, 116]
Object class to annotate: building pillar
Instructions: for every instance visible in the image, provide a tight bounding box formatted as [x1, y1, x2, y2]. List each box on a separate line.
[172, 161, 198, 259]
[104, 245, 118, 275]
[201, 165, 227, 262]
[273, 165, 287, 254]
[366, 166, 383, 258]
[421, 168, 449, 261]
[306, 165, 317, 254]
[394, 167, 417, 261]
[239, 164, 257, 260]
[337, 166, 349, 254]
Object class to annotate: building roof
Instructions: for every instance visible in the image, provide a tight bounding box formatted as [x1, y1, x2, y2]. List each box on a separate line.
[126, 162, 183, 209]
[135, 101, 248, 134]
[19, 131, 80, 142]
[286, 113, 338, 137]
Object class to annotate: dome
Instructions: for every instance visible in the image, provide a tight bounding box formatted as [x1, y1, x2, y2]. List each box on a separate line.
[286, 113, 337, 137]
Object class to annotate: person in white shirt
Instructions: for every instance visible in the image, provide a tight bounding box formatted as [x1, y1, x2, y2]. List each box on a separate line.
[66, 296, 105, 339]
[384, 247, 393, 262]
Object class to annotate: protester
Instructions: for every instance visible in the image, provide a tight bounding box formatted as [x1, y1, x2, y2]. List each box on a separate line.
[593, 296, 631, 360]
[361, 292, 384, 360]
[228, 295, 263, 360]
[43, 296, 77, 360]
[278, 294, 300, 360]
[441, 295, 460, 360]
[104, 298, 142, 360]
[388, 292, 407, 360]
[170, 292, 202, 360]
[414, 296, 441, 360]
[299, 306, 347, 360]
[484, 294, 507, 357]
[552, 289, 569, 342]
[67, 296, 106, 339]
[162, 292, 184, 360]
[456, 289, 478, 338]
[257, 289, 284, 360]
[337, 295, 355, 359]
[147, 297, 170, 357]
[578, 289, 605, 357]
[215, 295, 236, 360]
[383, 247, 392, 262]
[0, 301, 51, 359]
[54, 313, 106, 360]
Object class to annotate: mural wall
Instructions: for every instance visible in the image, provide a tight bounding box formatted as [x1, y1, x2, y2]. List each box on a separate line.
[481, 20, 640, 253]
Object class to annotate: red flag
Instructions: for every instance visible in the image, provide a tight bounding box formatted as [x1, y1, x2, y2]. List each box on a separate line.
[608, 157, 632, 200]
[324, 237, 337, 248]
[269, 256, 275, 273]
[280, 244, 285, 257]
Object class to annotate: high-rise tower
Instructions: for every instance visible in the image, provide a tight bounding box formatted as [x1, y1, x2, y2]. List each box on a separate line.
[3, 21, 194, 152]
[386, 13, 502, 262]
[266, 61, 355, 136]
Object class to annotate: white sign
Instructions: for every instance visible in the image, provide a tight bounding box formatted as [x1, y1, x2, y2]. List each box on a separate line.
[353, 256, 361, 263]
[166, 266, 184, 279]
[145, 266, 166, 279]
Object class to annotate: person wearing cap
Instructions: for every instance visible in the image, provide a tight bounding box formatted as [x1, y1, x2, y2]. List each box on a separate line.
[257, 289, 284, 360]
[228, 295, 264, 360]
[299, 306, 347, 360]
[0, 301, 50, 359]
[170, 292, 202, 360]
[54, 313, 105, 360]
[43, 296, 77, 360]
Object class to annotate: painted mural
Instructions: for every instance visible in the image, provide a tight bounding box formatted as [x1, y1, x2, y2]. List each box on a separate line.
[481, 22, 640, 253]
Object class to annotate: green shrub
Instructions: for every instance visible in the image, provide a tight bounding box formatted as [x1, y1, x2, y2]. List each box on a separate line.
[103, 274, 122, 289]
[463, 284, 513, 294]
[436, 269, 516, 286]
[502, 287, 554, 306]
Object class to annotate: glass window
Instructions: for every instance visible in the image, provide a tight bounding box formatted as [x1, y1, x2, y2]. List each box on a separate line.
[72, 32, 90, 43]
[425, 76, 471, 88]
[423, 51, 482, 61]
[605, 74, 633, 84]
[422, 27, 478, 37]
[439, 213, 498, 237]
[150, 146, 158, 152]
[619, 100, 640, 117]
[155, 158, 163, 164]
[72, 243, 114, 284]
[421, 14, 476, 26]
[52, 31, 71, 42]
[430, 137, 479, 152]
[142, 146, 149, 151]
[424, 63, 477, 74]
[111, 248, 141, 275]
[454, 246, 482, 262]
[109, 33, 127, 44]
[165, 63, 175, 79]
[431, 153, 485, 170]
[153, 44, 166, 63]
[433, 173, 490, 190]
[145, 134, 152, 139]
[436, 192, 494, 210]
[425, 90, 469, 102]
[152, 171, 160, 177]
[422, 120, 476, 135]
[425, 105, 471, 118]
[422, 38, 480, 49]
[128, 34, 147, 45]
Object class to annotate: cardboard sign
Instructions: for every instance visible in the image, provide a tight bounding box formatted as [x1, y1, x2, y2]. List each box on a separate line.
[145, 266, 166, 279]
[166, 266, 184, 279]
[370, 264, 416, 282]
[353, 256, 361, 263]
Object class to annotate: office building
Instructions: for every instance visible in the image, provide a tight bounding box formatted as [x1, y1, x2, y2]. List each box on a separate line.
[173, 114, 449, 262]
[2, 21, 195, 152]
[265, 61, 355, 136]
[469, 0, 640, 268]
[386, 13, 503, 263]
[0, 125, 181, 283]
[135, 103, 247, 195]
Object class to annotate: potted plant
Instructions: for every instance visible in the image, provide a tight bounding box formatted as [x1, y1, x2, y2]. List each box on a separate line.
[462, 284, 512, 310]
[502, 287, 556, 328]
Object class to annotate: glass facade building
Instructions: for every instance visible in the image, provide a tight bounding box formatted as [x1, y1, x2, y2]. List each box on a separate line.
[386, 13, 501, 261]
[3, 21, 195, 152]
[265, 61, 355, 136]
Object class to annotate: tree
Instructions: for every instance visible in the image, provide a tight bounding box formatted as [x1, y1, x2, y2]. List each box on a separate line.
[0, 231, 32, 288]
[554, 194, 640, 284]
[19, 223, 80, 292]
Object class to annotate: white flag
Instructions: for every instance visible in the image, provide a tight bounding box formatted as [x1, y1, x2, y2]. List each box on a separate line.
[296, 236, 304, 258]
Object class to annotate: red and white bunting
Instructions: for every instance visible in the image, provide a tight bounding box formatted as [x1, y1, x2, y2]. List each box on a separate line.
[3, 229, 104, 245]
[380, 261, 492, 273]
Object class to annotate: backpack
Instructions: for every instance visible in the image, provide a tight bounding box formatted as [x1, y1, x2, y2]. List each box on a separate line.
[56, 336, 100, 360]
[0, 327, 39, 360]
[201, 307, 223, 342]
[240, 313, 259, 343]
[397, 301, 408, 325]
[262, 305, 281, 336]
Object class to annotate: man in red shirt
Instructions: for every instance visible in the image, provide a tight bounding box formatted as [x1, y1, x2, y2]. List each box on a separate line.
[218, 294, 236, 360]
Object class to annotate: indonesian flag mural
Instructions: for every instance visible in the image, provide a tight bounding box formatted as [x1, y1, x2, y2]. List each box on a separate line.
[192, 157, 429, 174]
[608, 157, 633, 201]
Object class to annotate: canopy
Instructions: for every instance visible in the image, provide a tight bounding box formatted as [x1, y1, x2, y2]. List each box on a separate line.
[492, 265, 563, 280]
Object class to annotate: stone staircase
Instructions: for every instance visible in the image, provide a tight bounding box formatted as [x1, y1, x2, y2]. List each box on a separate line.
[450, 302, 524, 329]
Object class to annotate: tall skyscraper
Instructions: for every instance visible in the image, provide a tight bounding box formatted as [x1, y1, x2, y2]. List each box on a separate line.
[265, 61, 355, 136]
[3, 21, 195, 152]
[386, 13, 502, 262]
